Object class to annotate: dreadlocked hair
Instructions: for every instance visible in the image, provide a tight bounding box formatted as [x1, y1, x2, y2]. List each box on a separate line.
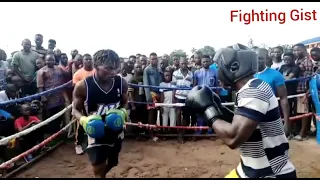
[93, 49, 120, 68]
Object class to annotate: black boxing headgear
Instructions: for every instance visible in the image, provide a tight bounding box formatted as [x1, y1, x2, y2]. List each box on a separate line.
[214, 44, 258, 87]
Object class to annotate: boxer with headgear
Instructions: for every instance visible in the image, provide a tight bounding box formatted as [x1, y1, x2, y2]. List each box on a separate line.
[185, 44, 296, 178]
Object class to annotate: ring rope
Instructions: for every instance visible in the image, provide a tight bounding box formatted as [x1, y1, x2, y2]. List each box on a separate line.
[0, 105, 72, 146]
[0, 118, 77, 169]
[0, 76, 314, 170]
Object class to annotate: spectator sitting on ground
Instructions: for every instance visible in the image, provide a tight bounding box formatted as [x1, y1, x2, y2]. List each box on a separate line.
[14, 103, 43, 162]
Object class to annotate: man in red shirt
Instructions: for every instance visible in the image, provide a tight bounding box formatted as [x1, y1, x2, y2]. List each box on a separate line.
[14, 103, 42, 161]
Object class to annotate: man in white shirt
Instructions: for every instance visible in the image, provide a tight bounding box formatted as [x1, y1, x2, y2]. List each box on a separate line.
[270, 46, 285, 71]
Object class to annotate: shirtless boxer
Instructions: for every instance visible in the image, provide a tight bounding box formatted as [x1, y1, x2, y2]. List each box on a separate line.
[72, 49, 128, 178]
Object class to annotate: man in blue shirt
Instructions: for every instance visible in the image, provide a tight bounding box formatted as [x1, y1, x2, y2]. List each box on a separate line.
[254, 48, 291, 137]
[193, 55, 219, 135]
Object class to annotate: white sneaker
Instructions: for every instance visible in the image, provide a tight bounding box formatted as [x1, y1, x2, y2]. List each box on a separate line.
[75, 145, 84, 155]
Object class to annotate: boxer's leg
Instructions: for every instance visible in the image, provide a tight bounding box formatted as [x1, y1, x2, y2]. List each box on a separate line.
[87, 146, 108, 178]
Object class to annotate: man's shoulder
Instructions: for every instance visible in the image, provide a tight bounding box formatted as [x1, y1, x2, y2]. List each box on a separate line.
[241, 78, 273, 94]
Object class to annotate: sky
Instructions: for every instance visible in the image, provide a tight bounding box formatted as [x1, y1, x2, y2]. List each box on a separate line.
[1, 2, 320, 58]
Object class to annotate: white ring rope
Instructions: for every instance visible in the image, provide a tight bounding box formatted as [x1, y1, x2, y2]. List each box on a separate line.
[154, 93, 306, 107]
[0, 105, 72, 146]
[0, 93, 306, 146]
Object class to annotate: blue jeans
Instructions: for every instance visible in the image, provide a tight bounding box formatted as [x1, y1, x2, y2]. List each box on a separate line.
[195, 114, 213, 134]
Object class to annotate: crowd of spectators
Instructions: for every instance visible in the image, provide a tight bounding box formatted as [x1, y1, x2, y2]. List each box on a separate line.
[0, 34, 319, 173]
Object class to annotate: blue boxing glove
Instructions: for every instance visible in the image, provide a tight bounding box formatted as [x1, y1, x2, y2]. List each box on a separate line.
[105, 108, 127, 132]
[80, 115, 105, 138]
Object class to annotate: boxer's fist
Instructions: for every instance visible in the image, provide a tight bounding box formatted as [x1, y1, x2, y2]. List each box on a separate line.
[186, 85, 223, 126]
[105, 108, 127, 131]
[80, 115, 105, 138]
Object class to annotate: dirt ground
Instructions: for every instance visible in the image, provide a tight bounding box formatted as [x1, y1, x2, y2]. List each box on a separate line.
[16, 138, 320, 178]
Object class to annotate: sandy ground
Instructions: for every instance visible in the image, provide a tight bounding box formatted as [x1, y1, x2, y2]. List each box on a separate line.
[16, 138, 320, 178]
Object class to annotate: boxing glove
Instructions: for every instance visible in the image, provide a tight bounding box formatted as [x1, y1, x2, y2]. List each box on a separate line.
[80, 115, 105, 138]
[185, 85, 223, 126]
[105, 108, 128, 131]
[211, 90, 234, 123]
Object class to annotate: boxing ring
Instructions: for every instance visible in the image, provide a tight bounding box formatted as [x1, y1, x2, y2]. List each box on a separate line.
[0, 75, 320, 178]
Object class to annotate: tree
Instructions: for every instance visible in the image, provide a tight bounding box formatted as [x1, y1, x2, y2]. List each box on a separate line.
[169, 49, 188, 64]
[191, 47, 197, 54]
[277, 44, 293, 53]
[198, 46, 216, 57]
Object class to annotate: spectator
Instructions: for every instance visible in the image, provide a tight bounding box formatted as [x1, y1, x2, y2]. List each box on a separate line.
[254, 48, 290, 138]
[139, 55, 148, 70]
[14, 103, 43, 162]
[11, 75, 24, 98]
[0, 108, 15, 165]
[5, 69, 15, 83]
[72, 53, 95, 155]
[59, 53, 69, 72]
[12, 39, 39, 96]
[159, 70, 176, 133]
[0, 83, 20, 120]
[143, 52, 162, 141]
[71, 54, 83, 75]
[129, 55, 137, 64]
[70, 49, 79, 60]
[7, 51, 19, 68]
[279, 52, 300, 138]
[172, 57, 193, 144]
[128, 62, 148, 140]
[191, 52, 202, 72]
[119, 62, 132, 83]
[159, 58, 169, 79]
[37, 54, 69, 134]
[48, 39, 56, 51]
[72, 54, 95, 85]
[31, 58, 46, 92]
[54, 48, 62, 65]
[127, 60, 134, 75]
[271, 46, 285, 70]
[294, 43, 315, 141]
[0, 49, 9, 91]
[300, 47, 320, 138]
[0, 108, 15, 137]
[136, 53, 141, 60]
[31, 34, 47, 57]
[171, 55, 180, 72]
[193, 54, 218, 135]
